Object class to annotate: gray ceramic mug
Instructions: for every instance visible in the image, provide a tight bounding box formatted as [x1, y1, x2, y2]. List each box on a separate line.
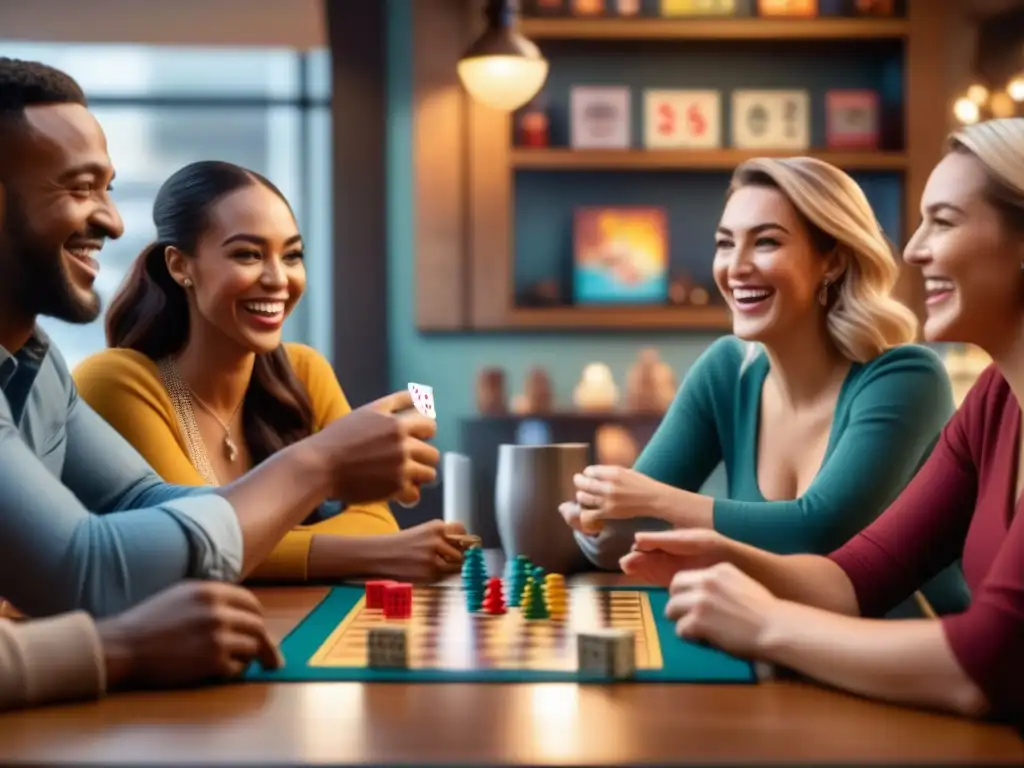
[495, 443, 592, 574]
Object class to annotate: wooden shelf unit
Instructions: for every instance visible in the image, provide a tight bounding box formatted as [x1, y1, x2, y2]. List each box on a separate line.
[505, 304, 732, 331]
[519, 17, 910, 41]
[412, 0, 947, 332]
[511, 148, 910, 172]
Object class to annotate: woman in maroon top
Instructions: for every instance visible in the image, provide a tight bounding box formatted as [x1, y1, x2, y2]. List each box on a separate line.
[620, 117, 1024, 722]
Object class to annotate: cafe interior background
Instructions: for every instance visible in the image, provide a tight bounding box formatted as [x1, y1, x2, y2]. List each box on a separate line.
[1, 0, 1021, 531]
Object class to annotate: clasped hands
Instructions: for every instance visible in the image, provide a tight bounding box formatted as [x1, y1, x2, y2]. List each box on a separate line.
[558, 464, 675, 535]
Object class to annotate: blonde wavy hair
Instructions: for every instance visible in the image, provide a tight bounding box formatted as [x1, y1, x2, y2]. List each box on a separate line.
[727, 156, 919, 363]
[948, 117, 1024, 231]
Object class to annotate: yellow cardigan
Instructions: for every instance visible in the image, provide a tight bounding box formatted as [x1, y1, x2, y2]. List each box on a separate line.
[72, 343, 399, 582]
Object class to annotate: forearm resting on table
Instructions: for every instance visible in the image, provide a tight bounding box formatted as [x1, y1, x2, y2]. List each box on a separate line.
[307, 534, 394, 581]
[731, 544, 860, 616]
[759, 601, 987, 717]
[215, 443, 331, 578]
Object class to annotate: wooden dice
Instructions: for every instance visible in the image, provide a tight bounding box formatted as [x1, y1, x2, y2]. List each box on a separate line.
[577, 629, 636, 679]
[368, 626, 408, 668]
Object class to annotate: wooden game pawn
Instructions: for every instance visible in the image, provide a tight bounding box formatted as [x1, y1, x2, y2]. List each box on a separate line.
[482, 577, 506, 614]
[519, 577, 534, 611]
[543, 586, 568, 619]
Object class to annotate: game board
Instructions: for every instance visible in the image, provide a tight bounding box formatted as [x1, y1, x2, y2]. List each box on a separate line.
[245, 583, 757, 684]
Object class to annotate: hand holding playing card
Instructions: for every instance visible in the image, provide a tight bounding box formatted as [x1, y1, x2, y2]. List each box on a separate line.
[408, 382, 436, 419]
[313, 389, 439, 504]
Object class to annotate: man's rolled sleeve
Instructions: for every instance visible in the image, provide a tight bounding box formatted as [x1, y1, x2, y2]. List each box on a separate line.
[159, 492, 243, 582]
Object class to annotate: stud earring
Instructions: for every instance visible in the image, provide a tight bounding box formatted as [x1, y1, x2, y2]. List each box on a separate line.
[182, 278, 192, 288]
[818, 279, 830, 306]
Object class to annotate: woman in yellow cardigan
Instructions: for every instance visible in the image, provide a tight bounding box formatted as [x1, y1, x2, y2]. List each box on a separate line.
[74, 160, 465, 583]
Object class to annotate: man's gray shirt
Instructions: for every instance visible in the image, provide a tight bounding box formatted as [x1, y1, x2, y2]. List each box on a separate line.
[0, 330, 242, 618]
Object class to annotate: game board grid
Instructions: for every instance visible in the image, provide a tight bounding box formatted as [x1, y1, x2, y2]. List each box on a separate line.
[308, 585, 662, 671]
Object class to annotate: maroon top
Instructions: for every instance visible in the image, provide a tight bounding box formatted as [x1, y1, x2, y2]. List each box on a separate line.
[829, 365, 1024, 721]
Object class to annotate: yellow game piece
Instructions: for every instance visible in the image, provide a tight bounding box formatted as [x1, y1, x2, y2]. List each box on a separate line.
[520, 576, 533, 610]
[543, 574, 568, 618]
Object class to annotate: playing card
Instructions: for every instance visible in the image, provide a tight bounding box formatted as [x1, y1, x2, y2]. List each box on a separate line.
[407, 382, 435, 419]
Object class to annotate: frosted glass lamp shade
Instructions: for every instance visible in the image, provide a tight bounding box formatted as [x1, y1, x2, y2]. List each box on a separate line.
[457, 54, 548, 111]
[457, 0, 548, 112]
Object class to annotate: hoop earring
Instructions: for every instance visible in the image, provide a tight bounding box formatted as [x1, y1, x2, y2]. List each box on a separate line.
[818, 279, 830, 306]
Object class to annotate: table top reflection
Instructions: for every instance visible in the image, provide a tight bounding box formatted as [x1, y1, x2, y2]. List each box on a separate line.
[0, 578, 1020, 765]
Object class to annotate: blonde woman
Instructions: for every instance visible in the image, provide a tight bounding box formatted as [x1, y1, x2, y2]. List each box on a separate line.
[617, 119, 1024, 721]
[560, 157, 966, 612]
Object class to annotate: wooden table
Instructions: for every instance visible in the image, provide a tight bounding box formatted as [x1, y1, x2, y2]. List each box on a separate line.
[0, 580, 1020, 766]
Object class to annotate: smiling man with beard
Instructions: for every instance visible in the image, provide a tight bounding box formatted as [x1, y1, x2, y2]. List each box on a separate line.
[0, 58, 441, 621]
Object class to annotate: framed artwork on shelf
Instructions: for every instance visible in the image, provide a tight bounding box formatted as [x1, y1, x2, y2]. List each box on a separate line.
[757, 0, 818, 15]
[731, 89, 810, 150]
[570, 86, 631, 149]
[572, 207, 669, 305]
[660, 0, 741, 15]
[825, 89, 879, 149]
[643, 90, 722, 148]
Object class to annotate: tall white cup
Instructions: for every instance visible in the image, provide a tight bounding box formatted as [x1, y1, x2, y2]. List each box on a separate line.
[443, 452, 473, 529]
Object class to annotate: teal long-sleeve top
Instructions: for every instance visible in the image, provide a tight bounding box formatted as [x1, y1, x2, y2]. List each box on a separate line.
[575, 336, 969, 612]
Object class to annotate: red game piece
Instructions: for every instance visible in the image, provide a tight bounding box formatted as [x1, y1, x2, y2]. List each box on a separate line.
[482, 577, 506, 614]
[383, 582, 413, 619]
[365, 580, 396, 609]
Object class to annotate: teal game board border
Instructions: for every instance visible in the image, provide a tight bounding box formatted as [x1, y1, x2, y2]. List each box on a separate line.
[245, 585, 756, 684]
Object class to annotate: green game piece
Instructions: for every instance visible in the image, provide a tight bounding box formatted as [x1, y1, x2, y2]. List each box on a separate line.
[465, 591, 484, 611]
[462, 548, 488, 611]
[505, 554, 534, 607]
[523, 578, 548, 619]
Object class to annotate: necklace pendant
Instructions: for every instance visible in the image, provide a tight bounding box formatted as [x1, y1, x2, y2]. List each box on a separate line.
[225, 436, 238, 462]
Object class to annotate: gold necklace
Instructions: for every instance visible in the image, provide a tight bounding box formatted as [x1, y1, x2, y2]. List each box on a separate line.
[158, 357, 243, 484]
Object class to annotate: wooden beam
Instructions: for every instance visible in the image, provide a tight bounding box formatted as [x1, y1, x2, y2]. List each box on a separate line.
[899, 0, 955, 330]
[413, 0, 472, 330]
[326, 0, 389, 404]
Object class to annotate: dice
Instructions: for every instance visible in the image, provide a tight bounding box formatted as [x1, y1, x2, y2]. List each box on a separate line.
[368, 625, 409, 668]
[365, 580, 396, 609]
[382, 582, 413, 619]
[577, 629, 636, 679]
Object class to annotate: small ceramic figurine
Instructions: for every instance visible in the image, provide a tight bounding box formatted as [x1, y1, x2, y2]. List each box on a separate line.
[573, 363, 618, 411]
[519, 107, 550, 148]
[525, 367, 553, 413]
[594, 424, 638, 466]
[626, 348, 677, 413]
[477, 368, 507, 415]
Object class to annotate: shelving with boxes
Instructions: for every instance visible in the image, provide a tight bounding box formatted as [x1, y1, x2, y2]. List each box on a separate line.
[412, 0, 948, 332]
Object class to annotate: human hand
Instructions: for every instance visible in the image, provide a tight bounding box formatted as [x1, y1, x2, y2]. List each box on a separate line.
[373, 520, 468, 583]
[619, 528, 734, 585]
[315, 390, 440, 505]
[572, 466, 674, 530]
[96, 581, 281, 691]
[558, 500, 604, 537]
[665, 563, 779, 659]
